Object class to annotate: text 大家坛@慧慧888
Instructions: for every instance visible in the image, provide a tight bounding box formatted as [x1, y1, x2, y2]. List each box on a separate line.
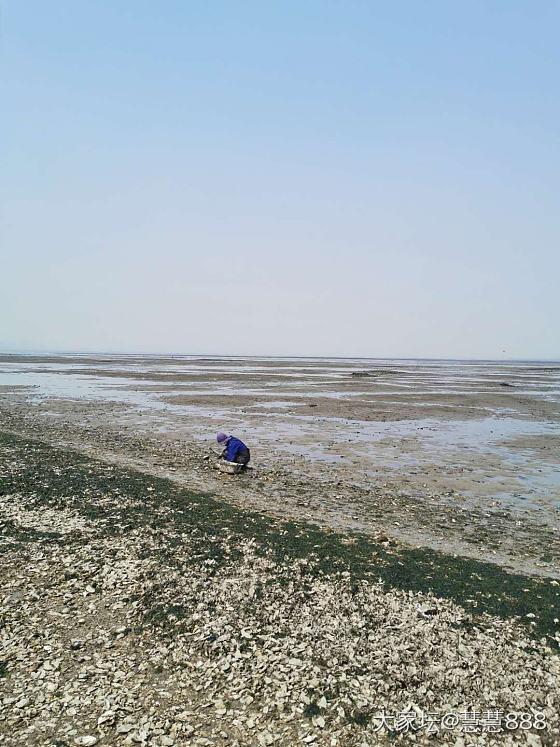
[371, 709, 547, 734]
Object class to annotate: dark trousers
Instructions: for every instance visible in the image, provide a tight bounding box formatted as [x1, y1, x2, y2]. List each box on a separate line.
[235, 447, 250, 465]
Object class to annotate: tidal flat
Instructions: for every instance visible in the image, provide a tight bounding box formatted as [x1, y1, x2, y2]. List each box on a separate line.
[1, 355, 558, 577]
[0, 355, 559, 745]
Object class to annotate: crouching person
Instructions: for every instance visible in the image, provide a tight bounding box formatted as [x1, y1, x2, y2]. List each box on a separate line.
[216, 432, 250, 470]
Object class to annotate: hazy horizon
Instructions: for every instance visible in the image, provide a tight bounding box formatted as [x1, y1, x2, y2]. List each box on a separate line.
[1, 348, 559, 364]
[3, 2, 559, 360]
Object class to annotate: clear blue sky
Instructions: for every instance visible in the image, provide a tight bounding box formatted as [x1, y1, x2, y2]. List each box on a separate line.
[2, 1, 559, 358]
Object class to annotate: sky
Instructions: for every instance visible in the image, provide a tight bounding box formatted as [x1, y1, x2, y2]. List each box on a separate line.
[2, 1, 559, 359]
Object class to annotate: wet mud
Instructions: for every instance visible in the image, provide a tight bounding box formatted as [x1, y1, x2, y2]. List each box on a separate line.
[0, 355, 559, 578]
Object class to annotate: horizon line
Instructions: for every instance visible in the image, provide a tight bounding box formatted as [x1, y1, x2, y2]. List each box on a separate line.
[1, 348, 559, 364]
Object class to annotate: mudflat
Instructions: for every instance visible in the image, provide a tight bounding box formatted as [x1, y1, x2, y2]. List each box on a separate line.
[1, 355, 560, 746]
[0, 354, 559, 577]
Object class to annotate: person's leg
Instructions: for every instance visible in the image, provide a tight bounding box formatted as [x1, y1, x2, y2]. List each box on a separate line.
[236, 447, 250, 466]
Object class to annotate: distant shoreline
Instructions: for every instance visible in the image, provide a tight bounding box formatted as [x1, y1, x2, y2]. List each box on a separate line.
[1, 351, 559, 364]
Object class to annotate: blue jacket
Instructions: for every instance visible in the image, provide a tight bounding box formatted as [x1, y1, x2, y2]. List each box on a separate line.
[224, 436, 248, 462]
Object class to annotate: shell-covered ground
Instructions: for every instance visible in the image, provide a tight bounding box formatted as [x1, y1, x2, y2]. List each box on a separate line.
[0, 431, 559, 746]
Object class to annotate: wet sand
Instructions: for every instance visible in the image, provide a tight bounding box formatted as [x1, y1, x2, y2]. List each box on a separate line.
[1, 354, 559, 578]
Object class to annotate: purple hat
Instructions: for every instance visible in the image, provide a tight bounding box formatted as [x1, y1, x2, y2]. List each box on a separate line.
[216, 432, 229, 444]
